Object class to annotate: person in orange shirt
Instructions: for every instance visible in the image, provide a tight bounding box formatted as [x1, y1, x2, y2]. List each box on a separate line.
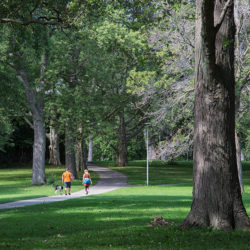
[62, 168, 73, 195]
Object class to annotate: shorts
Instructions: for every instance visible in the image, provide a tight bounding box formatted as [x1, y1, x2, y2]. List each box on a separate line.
[64, 182, 71, 188]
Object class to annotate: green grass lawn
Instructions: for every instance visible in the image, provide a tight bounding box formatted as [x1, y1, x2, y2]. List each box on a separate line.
[111, 160, 194, 185]
[0, 161, 249, 249]
[0, 186, 249, 250]
[96, 160, 250, 186]
[0, 165, 98, 204]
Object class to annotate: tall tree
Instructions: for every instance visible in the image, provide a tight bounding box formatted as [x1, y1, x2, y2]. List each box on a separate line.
[0, 24, 49, 184]
[0, 0, 69, 183]
[181, 0, 250, 230]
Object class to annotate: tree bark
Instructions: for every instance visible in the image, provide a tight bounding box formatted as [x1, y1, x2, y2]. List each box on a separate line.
[17, 53, 47, 185]
[32, 112, 46, 185]
[181, 0, 249, 231]
[116, 110, 128, 166]
[65, 126, 77, 179]
[75, 139, 83, 172]
[144, 130, 158, 161]
[75, 139, 88, 171]
[149, 137, 158, 161]
[83, 140, 88, 170]
[88, 134, 93, 162]
[48, 126, 61, 165]
[235, 130, 244, 193]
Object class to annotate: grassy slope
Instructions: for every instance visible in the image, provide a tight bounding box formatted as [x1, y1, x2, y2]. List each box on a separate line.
[0, 161, 249, 249]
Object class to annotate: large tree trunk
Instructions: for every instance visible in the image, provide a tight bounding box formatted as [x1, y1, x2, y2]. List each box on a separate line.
[48, 126, 61, 165]
[65, 126, 77, 178]
[181, 0, 249, 231]
[116, 110, 128, 166]
[88, 134, 93, 162]
[32, 112, 46, 185]
[17, 53, 47, 185]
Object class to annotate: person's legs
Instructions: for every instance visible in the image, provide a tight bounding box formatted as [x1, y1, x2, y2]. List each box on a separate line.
[68, 182, 71, 195]
[65, 182, 70, 195]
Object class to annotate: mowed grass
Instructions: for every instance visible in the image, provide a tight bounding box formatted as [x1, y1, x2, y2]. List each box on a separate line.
[0, 165, 98, 204]
[0, 186, 250, 250]
[0, 161, 250, 249]
[111, 160, 194, 185]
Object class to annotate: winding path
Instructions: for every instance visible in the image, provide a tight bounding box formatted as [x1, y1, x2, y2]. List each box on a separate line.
[0, 165, 129, 210]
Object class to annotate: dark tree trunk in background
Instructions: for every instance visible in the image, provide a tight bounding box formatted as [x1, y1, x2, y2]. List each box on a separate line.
[144, 130, 158, 161]
[88, 134, 93, 162]
[149, 136, 158, 160]
[48, 127, 61, 165]
[75, 139, 83, 172]
[65, 126, 77, 178]
[83, 140, 88, 169]
[75, 139, 87, 171]
[116, 110, 128, 166]
[181, 0, 249, 231]
[75, 125, 87, 171]
[235, 130, 244, 193]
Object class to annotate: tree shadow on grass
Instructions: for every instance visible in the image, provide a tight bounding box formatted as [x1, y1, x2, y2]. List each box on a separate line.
[1, 193, 250, 249]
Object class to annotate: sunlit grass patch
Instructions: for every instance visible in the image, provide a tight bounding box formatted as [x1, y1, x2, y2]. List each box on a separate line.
[0, 165, 98, 204]
[108, 161, 194, 185]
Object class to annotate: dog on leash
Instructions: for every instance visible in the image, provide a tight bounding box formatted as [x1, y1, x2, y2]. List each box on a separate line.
[54, 185, 64, 195]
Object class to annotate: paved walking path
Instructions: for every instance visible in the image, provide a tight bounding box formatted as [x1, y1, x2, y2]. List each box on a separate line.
[0, 165, 129, 210]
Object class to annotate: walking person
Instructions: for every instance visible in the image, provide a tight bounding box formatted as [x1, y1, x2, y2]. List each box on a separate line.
[62, 168, 73, 195]
[82, 169, 92, 195]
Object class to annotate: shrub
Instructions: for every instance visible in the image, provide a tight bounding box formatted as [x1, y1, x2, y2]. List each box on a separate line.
[47, 176, 55, 185]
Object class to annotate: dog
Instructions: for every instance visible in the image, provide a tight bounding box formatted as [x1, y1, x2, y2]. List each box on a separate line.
[54, 185, 64, 195]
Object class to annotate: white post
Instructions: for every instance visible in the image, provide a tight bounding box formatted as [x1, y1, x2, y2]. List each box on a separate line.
[146, 126, 149, 186]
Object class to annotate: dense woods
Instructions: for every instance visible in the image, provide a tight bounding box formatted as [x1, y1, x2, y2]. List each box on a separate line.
[0, 0, 249, 230]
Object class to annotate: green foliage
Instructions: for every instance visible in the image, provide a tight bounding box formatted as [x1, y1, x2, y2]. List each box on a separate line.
[0, 61, 26, 152]
[47, 176, 55, 185]
[0, 115, 13, 152]
[0, 0, 248, 164]
[0, 0, 70, 25]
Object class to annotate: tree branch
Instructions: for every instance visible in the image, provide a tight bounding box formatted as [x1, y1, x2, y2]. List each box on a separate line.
[239, 72, 250, 92]
[0, 18, 62, 26]
[109, 143, 117, 153]
[23, 116, 34, 129]
[215, 0, 233, 33]
[127, 124, 145, 141]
